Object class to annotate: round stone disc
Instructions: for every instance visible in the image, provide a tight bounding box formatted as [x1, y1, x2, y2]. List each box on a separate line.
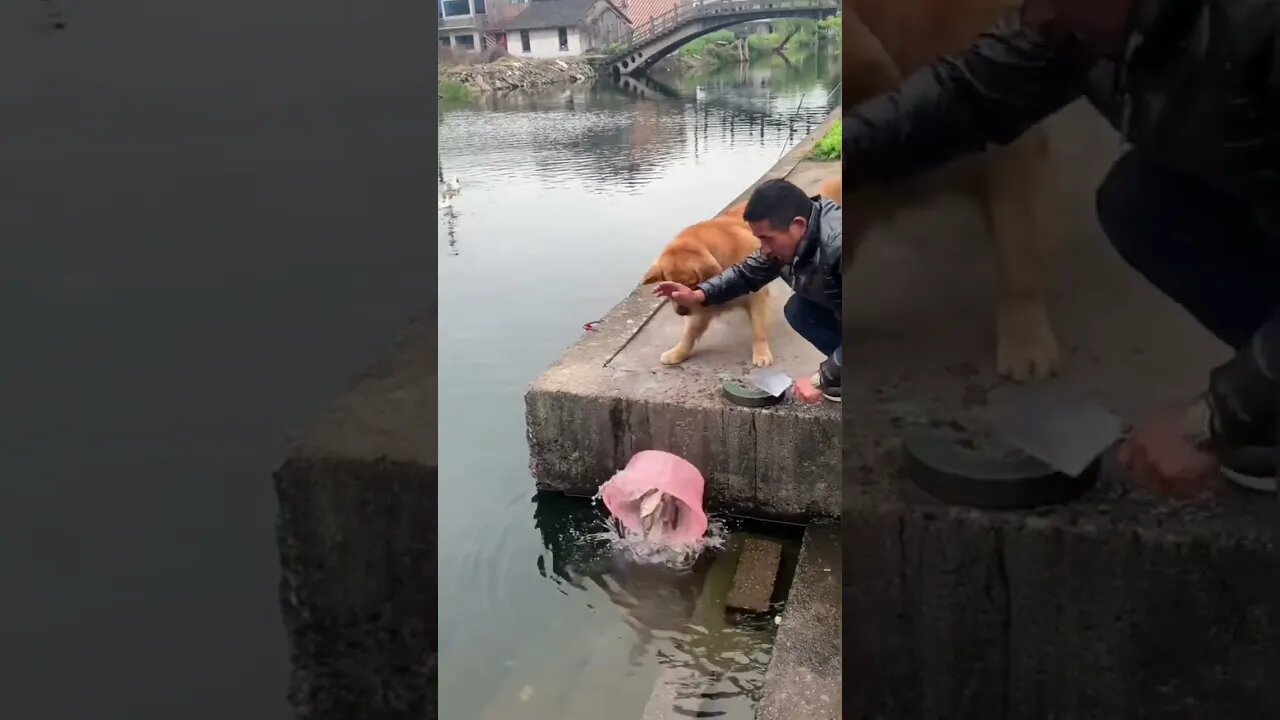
[901, 427, 1099, 509]
[721, 379, 783, 408]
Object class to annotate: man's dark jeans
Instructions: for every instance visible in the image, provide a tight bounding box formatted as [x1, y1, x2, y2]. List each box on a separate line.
[1096, 150, 1280, 350]
[784, 294, 841, 359]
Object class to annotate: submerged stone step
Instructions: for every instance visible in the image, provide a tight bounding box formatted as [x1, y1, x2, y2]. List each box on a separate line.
[641, 667, 708, 720]
[726, 537, 783, 613]
[480, 618, 620, 720]
[756, 523, 841, 720]
[641, 537, 745, 720]
[557, 631, 661, 720]
[691, 534, 744, 629]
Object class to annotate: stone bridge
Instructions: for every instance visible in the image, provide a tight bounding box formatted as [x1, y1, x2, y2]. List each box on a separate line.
[607, 0, 838, 76]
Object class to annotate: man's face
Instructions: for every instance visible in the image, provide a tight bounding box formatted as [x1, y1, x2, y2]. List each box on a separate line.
[748, 216, 807, 264]
[1021, 0, 1138, 54]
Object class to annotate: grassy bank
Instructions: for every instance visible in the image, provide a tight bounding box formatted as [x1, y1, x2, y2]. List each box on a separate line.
[809, 119, 841, 160]
[439, 79, 472, 103]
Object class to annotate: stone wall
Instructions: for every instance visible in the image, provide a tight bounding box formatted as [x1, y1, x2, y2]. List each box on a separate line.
[440, 58, 599, 93]
[273, 315, 437, 719]
[843, 488, 1280, 719]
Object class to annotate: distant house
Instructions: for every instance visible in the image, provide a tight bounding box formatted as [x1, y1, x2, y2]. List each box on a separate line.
[488, 0, 632, 58]
[617, 0, 675, 33]
[438, 0, 488, 52]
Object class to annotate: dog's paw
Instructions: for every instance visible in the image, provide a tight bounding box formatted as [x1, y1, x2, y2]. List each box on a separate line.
[660, 347, 690, 365]
[752, 344, 774, 367]
[996, 301, 1059, 382]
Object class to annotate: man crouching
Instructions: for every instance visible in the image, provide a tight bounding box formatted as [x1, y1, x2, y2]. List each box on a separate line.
[653, 179, 842, 404]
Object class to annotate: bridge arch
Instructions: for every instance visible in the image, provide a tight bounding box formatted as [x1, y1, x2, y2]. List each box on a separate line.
[610, 73, 682, 100]
[608, 0, 838, 76]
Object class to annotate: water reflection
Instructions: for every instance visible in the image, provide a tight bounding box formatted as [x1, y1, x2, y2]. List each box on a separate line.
[532, 494, 704, 659]
[437, 152, 462, 254]
[438, 54, 838, 200]
[440, 206, 460, 255]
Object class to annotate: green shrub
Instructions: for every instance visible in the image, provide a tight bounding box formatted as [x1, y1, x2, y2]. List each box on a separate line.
[817, 14, 841, 37]
[677, 19, 832, 67]
[809, 119, 841, 160]
[678, 30, 735, 58]
[438, 80, 471, 103]
[771, 19, 821, 44]
[746, 34, 776, 55]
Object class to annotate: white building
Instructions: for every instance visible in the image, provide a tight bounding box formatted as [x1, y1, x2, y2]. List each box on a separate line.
[488, 0, 631, 58]
[439, 0, 494, 51]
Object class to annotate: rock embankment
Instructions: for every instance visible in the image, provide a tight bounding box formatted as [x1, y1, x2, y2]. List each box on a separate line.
[440, 58, 600, 93]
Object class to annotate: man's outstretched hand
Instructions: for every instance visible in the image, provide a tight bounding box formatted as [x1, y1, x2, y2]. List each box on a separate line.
[1119, 406, 1223, 500]
[652, 282, 706, 310]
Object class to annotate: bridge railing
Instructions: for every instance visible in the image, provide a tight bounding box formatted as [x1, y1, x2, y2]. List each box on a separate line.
[622, 0, 836, 53]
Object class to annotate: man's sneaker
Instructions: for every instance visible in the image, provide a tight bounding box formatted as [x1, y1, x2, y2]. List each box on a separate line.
[812, 368, 841, 403]
[1183, 396, 1276, 493]
[1219, 445, 1277, 493]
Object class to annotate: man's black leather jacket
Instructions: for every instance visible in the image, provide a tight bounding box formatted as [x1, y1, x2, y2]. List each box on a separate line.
[697, 197, 843, 385]
[843, 0, 1280, 446]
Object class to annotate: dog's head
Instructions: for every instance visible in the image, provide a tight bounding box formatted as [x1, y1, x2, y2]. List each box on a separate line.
[641, 245, 723, 316]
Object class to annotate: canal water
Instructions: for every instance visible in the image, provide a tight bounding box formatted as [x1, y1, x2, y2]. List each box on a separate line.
[438, 51, 839, 719]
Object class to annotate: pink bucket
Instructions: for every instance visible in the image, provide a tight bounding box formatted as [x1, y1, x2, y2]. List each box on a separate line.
[600, 450, 709, 546]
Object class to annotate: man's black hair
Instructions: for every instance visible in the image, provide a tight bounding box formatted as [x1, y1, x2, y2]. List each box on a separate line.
[743, 178, 814, 231]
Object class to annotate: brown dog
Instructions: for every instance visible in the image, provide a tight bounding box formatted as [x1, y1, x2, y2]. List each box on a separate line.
[842, 0, 1060, 381]
[819, 175, 842, 206]
[641, 212, 774, 367]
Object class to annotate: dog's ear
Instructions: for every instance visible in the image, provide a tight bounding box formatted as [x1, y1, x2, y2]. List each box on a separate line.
[641, 261, 663, 285]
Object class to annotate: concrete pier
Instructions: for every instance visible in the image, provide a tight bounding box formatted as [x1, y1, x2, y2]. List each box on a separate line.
[273, 314, 437, 718]
[524, 109, 842, 518]
[842, 101, 1280, 716]
[757, 523, 841, 720]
